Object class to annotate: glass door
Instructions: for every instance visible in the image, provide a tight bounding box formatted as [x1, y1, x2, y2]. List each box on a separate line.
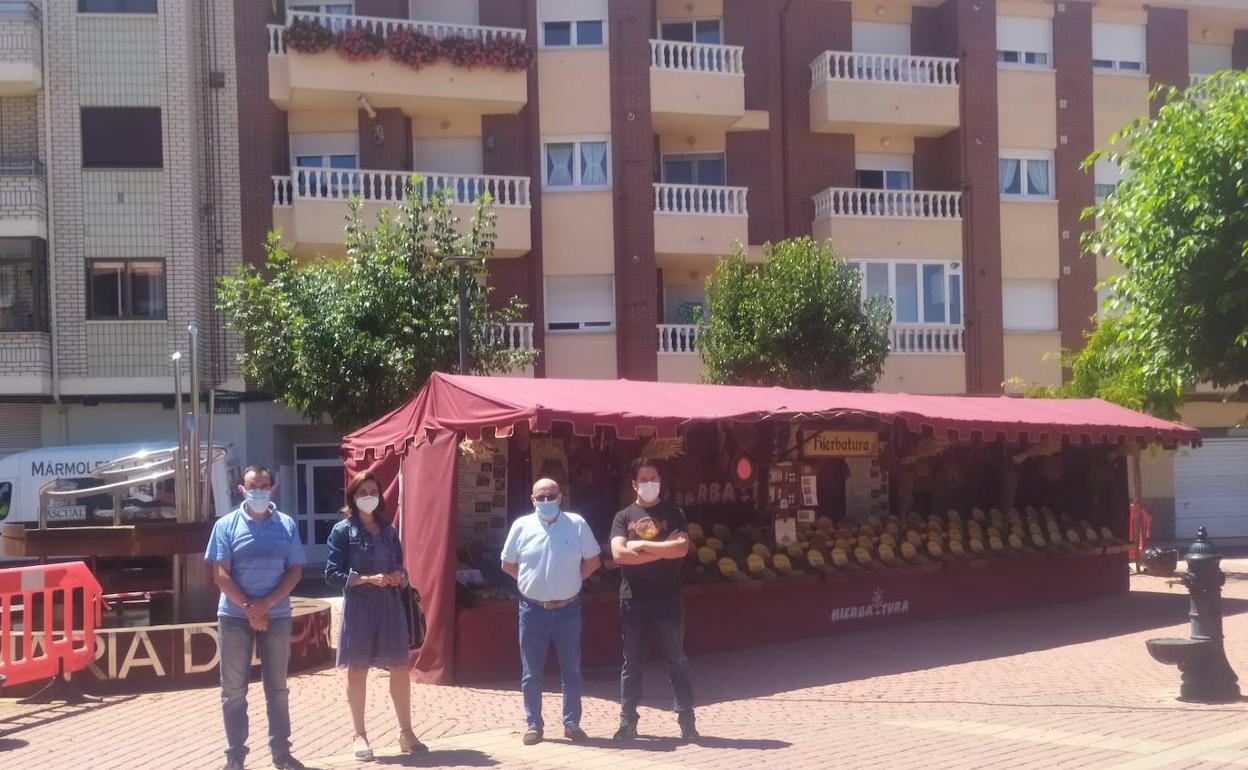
[295, 445, 344, 564]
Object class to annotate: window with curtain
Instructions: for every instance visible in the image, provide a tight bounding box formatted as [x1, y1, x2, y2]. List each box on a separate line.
[87, 260, 166, 320]
[544, 140, 610, 189]
[845, 260, 964, 326]
[1000, 154, 1053, 199]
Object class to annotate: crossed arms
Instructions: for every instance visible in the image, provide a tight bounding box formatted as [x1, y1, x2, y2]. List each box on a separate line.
[610, 530, 689, 565]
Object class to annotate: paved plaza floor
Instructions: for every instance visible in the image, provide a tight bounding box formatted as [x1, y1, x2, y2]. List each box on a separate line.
[5, 571, 1248, 769]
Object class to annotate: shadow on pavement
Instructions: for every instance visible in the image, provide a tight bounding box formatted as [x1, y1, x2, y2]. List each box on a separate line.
[563, 588, 1248, 707]
[0, 695, 138, 739]
[0, 738, 28, 751]
[375, 748, 498, 766]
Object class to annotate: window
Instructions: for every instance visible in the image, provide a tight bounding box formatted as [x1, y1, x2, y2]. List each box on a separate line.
[544, 140, 609, 190]
[1000, 152, 1053, 198]
[289, 3, 353, 13]
[541, 19, 605, 47]
[659, 19, 722, 45]
[1002, 280, 1058, 332]
[1189, 44, 1232, 79]
[81, 108, 163, 169]
[662, 153, 725, 186]
[855, 170, 912, 190]
[845, 260, 963, 326]
[996, 16, 1051, 68]
[88, 260, 166, 320]
[1092, 22, 1145, 73]
[78, 0, 158, 12]
[1093, 157, 1125, 203]
[545, 275, 615, 332]
[295, 154, 359, 196]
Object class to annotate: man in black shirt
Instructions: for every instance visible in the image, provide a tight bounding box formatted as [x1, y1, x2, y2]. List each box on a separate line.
[609, 458, 697, 741]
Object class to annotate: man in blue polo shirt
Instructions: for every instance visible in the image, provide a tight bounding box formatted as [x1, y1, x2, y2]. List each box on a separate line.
[205, 465, 307, 770]
[501, 477, 601, 746]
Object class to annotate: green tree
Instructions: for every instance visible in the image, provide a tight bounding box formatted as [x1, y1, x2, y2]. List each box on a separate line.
[1035, 72, 1248, 416]
[218, 182, 537, 430]
[697, 237, 891, 390]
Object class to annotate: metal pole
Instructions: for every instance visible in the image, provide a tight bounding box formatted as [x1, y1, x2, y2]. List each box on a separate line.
[456, 263, 470, 374]
[200, 390, 217, 521]
[172, 352, 186, 521]
[188, 325, 202, 523]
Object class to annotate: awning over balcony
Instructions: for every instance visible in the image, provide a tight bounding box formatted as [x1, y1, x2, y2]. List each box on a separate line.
[344, 373, 1201, 456]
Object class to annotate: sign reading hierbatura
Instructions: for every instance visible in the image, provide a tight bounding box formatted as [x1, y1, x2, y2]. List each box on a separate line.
[829, 587, 910, 623]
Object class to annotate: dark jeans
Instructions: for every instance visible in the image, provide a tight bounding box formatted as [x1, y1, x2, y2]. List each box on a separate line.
[518, 599, 583, 731]
[219, 615, 293, 762]
[619, 596, 694, 723]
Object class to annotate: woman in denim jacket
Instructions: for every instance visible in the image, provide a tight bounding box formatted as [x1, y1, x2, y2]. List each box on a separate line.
[325, 470, 427, 760]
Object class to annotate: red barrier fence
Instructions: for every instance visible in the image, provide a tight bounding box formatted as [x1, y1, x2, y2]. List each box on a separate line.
[0, 561, 105, 689]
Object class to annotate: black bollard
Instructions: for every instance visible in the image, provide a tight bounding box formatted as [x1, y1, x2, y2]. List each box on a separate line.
[1146, 527, 1241, 703]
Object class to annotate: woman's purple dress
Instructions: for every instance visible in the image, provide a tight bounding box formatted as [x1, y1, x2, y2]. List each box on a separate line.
[325, 518, 411, 669]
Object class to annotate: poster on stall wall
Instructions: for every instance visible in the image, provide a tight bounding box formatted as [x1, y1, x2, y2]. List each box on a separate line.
[456, 441, 509, 552]
[845, 456, 889, 522]
[774, 514, 798, 546]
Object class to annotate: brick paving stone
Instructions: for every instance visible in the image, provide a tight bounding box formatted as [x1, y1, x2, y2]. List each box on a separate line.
[5, 574, 1248, 769]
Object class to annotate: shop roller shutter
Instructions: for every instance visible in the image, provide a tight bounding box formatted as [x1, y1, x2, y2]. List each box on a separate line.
[1174, 438, 1248, 540]
[0, 403, 41, 457]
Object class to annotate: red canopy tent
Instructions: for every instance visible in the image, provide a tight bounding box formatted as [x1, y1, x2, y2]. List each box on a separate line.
[342, 373, 1199, 684]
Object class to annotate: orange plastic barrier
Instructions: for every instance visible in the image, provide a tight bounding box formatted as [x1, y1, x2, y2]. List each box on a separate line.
[0, 561, 105, 688]
[1128, 501, 1152, 563]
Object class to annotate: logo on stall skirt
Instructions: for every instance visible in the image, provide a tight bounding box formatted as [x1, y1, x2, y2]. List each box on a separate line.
[829, 587, 910, 623]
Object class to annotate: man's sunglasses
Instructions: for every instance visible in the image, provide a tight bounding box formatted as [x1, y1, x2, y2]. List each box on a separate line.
[533, 493, 560, 502]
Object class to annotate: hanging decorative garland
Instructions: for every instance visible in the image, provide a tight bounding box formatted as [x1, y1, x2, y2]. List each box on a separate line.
[284, 19, 534, 73]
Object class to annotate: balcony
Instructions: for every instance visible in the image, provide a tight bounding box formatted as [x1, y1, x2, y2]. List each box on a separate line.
[0, 2, 41, 96]
[268, 12, 528, 119]
[657, 323, 703, 384]
[809, 52, 960, 140]
[878, 324, 966, 394]
[492, 322, 535, 351]
[812, 187, 961, 260]
[0, 159, 46, 239]
[653, 183, 748, 265]
[649, 39, 746, 133]
[272, 168, 532, 259]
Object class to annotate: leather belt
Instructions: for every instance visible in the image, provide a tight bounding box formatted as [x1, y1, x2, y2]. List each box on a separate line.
[522, 594, 579, 610]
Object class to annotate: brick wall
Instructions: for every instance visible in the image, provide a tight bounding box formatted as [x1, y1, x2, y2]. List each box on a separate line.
[358, 108, 410, 170]
[1236, 30, 1248, 70]
[0, 333, 51, 377]
[1146, 7, 1188, 117]
[913, 132, 962, 191]
[951, 0, 1005, 394]
[480, 0, 545, 375]
[0, 97, 39, 158]
[234, 0, 283, 275]
[725, 0, 784, 246]
[609, 0, 658, 381]
[1055, 1, 1096, 356]
[781, 0, 854, 238]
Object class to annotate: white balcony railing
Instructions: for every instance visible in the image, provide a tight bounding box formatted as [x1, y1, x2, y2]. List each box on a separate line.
[811, 51, 959, 87]
[813, 188, 962, 221]
[271, 10, 526, 57]
[654, 183, 747, 216]
[890, 325, 964, 355]
[650, 39, 744, 76]
[492, 322, 535, 351]
[658, 324, 700, 355]
[267, 24, 285, 55]
[272, 169, 531, 208]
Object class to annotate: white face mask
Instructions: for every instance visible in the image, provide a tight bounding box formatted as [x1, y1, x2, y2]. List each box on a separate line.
[355, 495, 380, 514]
[637, 481, 661, 503]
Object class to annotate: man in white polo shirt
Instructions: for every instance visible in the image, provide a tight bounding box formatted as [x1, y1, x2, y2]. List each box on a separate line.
[501, 477, 601, 746]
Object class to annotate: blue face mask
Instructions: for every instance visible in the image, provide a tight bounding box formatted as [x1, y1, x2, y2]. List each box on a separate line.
[244, 489, 271, 513]
[535, 499, 560, 520]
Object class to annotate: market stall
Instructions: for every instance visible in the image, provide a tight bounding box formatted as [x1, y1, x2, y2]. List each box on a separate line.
[341, 374, 1199, 685]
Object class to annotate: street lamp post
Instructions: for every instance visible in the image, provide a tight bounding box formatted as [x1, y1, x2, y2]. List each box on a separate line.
[444, 255, 474, 374]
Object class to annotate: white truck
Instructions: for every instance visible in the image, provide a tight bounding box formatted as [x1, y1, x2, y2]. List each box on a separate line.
[0, 443, 236, 526]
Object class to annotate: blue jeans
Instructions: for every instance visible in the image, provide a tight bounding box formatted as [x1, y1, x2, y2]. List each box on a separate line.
[518, 599, 583, 731]
[219, 615, 293, 761]
[620, 596, 694, 723]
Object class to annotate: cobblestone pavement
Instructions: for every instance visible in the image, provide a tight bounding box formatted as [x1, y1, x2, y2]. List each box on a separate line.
[5, 572, 1248, 769]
